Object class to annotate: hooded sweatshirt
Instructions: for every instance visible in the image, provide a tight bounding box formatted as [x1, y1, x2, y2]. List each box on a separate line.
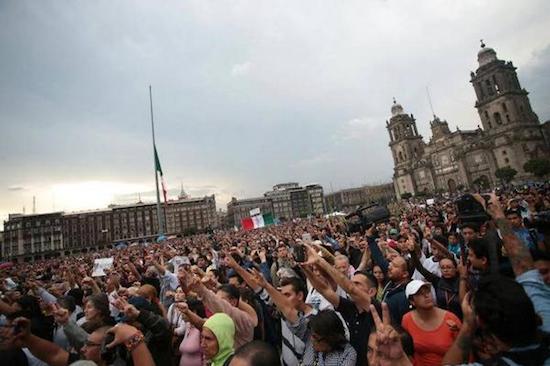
[203, 313, 235, 366]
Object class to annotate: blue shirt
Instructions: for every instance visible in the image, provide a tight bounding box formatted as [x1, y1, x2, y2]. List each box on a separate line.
[516, 269, 550, 333]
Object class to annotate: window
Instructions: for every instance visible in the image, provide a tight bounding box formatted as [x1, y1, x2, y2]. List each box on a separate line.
[477, 82, 485, 98]
[492, 75, 500, 93]
[485, 80, 494, 95]
[504, 158, 509, 164]
[494, 112, 502, 125]
[484, 111, 492, 128]
[502, 150, 507, 155]
[502, 103, 508, 112]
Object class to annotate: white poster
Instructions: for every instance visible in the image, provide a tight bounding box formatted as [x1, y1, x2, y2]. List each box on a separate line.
[92, 257, 114, 277]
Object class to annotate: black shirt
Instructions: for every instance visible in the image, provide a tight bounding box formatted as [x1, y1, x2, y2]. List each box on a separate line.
[336, 296, 380, 366]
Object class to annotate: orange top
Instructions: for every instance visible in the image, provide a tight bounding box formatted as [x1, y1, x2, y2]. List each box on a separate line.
[402, 310, 462, 366]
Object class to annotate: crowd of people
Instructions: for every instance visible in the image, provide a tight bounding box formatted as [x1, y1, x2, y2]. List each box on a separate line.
[1, 184, 549, 366]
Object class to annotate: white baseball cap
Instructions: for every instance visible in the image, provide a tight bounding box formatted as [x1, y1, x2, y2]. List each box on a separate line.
[405, 280, 431, 298]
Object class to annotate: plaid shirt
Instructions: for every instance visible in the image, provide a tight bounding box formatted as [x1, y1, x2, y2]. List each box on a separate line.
[287, 313, 357, 366]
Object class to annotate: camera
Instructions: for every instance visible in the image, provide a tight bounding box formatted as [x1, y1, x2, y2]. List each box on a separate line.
[455, 194, 490, 224]
[346, 204, 390, 234]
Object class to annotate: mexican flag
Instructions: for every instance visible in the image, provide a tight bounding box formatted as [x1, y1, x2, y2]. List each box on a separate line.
[154, 145, 168, 204]
[241, 213, 274, 230]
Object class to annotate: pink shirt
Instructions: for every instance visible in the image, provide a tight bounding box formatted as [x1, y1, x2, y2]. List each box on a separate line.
[179, 325, 203, 366]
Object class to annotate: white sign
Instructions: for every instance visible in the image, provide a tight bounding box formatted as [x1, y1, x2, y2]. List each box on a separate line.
[426, 198, 435, 206]
[92, 257, 114, 277]
[4, 277, 17, 290]
[169, 256, 190, 271]
[250, 207, 261, 216]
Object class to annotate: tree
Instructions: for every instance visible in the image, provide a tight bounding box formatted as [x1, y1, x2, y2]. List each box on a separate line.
[401, 192, 412, 200]
[495, 167, 517, 184]
[472, 176, 489, 189]
[524, 158, 550, 178]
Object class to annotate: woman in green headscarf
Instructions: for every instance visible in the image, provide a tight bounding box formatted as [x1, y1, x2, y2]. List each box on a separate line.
[201, 313, 236, 366]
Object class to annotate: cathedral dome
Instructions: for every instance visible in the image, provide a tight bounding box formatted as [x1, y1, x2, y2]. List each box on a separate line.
[391, 99, 405, 116]
[477, 41, 497, 67]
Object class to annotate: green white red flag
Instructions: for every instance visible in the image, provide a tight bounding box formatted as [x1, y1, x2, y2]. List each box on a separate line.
[241, 213, 274, 230]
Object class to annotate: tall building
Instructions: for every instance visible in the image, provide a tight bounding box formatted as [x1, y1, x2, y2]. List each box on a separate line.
[1, 212, 63, 261]
[1, 195, 218, 262]
[264, 183, 299, 220]
[227, 182, 326, 227]
[324, 183, 395, 213]
[389, 43, 549, 198]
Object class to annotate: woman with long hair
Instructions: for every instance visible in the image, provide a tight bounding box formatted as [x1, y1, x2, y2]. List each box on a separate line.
[372, 264, 388, 302]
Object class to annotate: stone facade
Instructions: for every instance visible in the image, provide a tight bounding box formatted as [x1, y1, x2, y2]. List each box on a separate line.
[1, 196, 218, 262]
[324, 183, 395, 213]
[389, 44, 549, 198]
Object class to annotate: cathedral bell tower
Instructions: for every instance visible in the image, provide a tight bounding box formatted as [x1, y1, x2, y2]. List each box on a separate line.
[386, 99, 424, 197]
[470, 41, 539, 132]
[470, 41, 547, 177]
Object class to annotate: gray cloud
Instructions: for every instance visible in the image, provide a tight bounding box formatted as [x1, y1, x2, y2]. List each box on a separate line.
[1, 0, 549, 221]
[7, 186, 25, 191]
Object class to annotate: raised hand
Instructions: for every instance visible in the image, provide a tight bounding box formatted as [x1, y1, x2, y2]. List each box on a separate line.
[258, 248, 268, 263]
[301, 243, 321, 266]
[52, 303, 70, 325]
[369, 303, 410, 366]
[248, 268, 268, 289]
[106, 323, 142, 348]
[223, 251, 239, 269]
[472, 193, 504, 219]
[175, 302, 189, 314]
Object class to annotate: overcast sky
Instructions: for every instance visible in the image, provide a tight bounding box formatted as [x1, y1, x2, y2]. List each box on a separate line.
[1, 0, 550, 225]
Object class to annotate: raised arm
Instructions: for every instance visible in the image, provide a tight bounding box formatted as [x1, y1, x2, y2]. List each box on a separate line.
[366, 227, 389, 274]
[428, 237, 453, 260]
[407, 237, 440, 285]
[175, 302, 205, 330]
[249, 268, 299, 323]
[442, 293, 476, 364]
[225, 252, 262, 292]
[107, 323, 156, 366]
[301, 264, 340, 308]
[475, 194, 534, 276]
[304, 244, 371, 311]
[12, 317, 70, 366]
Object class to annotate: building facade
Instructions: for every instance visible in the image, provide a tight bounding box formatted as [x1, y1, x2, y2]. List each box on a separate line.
[227, 182, 326, 227]
[324, 183, 395, 213]
[264, 183, 299, 220]
[2, 212, 64, 261]
[1, 195, 218, 262]
[389, 44, 549, 198]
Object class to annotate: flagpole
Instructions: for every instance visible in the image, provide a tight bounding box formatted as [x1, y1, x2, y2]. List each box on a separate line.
[149, 85, 165, 237]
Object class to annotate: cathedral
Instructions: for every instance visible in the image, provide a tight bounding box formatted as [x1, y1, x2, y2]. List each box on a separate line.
[388, 43, 550, 198]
